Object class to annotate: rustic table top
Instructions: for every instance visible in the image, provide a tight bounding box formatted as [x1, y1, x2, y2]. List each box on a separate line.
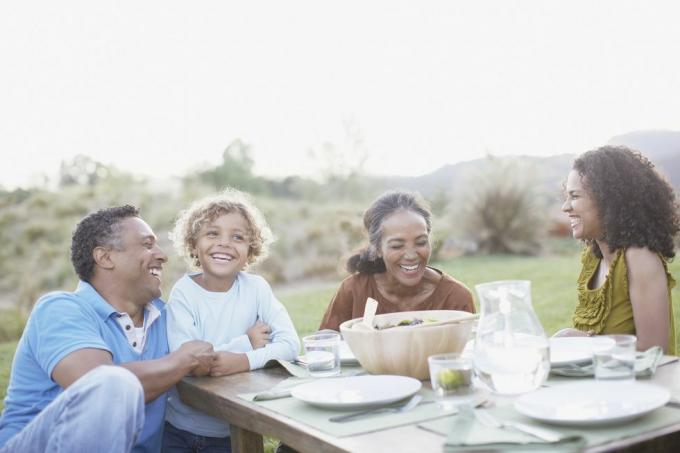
[177, 359, 680, 453]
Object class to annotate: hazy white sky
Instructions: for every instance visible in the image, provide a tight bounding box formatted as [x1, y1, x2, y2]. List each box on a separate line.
[1, 1, 679, 189]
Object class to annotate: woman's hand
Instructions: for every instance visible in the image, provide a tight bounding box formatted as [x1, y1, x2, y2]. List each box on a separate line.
[247, 321, 271, 349]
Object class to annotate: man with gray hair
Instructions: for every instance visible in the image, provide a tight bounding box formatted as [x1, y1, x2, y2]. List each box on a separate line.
[0, 205, 214, 452]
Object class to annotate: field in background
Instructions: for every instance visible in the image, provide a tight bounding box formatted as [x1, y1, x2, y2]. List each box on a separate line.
[2, 252, 680, 414]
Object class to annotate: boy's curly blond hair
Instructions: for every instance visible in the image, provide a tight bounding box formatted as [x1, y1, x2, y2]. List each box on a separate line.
[170, 188, 274, 270]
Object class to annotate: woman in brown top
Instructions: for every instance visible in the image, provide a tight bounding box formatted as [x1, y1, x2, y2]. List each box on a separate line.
[319, 190, 475, 331]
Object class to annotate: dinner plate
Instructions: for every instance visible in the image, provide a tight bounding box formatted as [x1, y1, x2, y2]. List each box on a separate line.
[514, 381, 670, 426]
[291, 375, 422, 410]
[549, 337, 614, 367]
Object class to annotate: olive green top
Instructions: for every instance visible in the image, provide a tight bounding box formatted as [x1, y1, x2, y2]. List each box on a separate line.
[573, 247, 676, 354]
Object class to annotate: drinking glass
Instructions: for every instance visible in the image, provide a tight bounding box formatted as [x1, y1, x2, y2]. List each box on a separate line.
[303, 332, 341, 377]
[593, 335, 636, 381]
[428, 353, 475, 410]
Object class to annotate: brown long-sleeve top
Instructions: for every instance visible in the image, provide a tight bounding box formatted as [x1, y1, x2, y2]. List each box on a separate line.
[319, 267, 475, 331]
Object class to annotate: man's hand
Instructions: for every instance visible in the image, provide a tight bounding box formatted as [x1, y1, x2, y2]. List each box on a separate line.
[210, 351, 250, 377]
[176, 340, 215, 376]
[247, 321, 271, 349]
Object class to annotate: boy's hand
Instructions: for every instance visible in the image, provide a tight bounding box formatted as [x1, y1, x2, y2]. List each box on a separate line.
[247, 321, 271, 349]
[210, 351, 250, 376]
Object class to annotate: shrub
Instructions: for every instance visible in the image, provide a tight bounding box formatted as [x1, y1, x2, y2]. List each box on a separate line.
[458, 156, 548, 255]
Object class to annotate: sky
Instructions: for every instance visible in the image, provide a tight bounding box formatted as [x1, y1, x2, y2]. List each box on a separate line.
[1, 0, 680, 189]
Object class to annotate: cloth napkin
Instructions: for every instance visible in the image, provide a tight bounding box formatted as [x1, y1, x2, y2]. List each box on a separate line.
[420, 406, 585, 452]
[550, 347, 665, 378]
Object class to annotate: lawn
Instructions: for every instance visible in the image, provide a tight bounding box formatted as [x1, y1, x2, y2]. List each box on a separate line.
[2, 251, 680, 415]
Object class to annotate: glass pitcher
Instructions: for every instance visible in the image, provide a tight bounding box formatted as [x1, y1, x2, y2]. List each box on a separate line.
[473, 280, 550, 394]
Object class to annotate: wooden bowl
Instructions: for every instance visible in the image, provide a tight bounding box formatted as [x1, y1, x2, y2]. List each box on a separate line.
[339, 310, 477, 380]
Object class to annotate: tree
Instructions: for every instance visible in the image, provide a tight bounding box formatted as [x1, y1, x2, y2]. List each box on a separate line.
[190, 139, 265, 193]
[307, 118, 371, 200]
[58, 155, 112, 187]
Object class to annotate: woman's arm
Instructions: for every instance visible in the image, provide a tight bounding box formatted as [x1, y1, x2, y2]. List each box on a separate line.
[626, 247, 671, 352]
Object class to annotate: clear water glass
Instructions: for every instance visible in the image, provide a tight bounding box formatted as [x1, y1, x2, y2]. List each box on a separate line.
[428, 353, 475, 410]
[593, 334, 636, 381]
[303, 332, 341, 377]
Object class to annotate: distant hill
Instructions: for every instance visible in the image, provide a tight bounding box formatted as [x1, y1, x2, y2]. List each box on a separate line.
[608, 130, 680, 189]
[380, 130, 680, 198]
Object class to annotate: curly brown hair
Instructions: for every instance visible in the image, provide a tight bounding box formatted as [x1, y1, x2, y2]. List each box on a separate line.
[170, 188, 273, 270]
[573, 146, 680, 259]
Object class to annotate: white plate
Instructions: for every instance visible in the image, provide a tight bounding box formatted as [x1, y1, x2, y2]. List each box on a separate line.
[549, 337, 613, 367]
[514, 381, 670, 426]
[291, 375, 422, 409]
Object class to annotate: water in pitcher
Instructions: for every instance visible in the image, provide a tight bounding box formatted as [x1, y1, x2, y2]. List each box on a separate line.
[473, 280, 550, 395]
[474, 332, 550, 394]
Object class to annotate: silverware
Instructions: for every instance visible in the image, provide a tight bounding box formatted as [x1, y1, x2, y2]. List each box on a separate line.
[474, 408, 562, 443]
[329, 394, 424, 423]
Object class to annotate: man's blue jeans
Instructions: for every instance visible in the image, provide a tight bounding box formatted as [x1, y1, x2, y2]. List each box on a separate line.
[0, 365, 144, 453]
[162, 422, 231, 453]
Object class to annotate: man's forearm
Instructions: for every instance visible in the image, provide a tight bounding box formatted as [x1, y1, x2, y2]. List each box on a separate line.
[121, 350, 193, 402]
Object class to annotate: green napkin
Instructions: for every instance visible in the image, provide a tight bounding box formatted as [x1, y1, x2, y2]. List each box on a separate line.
[550, 347, 668, 378]
[420, 406, 584, 452]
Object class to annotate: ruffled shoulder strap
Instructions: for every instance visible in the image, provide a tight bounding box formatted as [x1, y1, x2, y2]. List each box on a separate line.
[572, 248, 624, 334]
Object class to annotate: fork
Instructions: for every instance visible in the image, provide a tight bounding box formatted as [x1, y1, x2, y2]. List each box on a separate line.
[474, 408, 563, 443]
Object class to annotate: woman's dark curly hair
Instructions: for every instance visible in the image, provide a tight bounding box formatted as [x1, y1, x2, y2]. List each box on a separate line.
[70, 205, 140, 282]
[346, 190, 432, 274]
[573, 146, 680, 259]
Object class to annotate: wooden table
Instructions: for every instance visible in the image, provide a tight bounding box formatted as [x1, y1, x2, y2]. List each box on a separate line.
[177, 361, 680, 453]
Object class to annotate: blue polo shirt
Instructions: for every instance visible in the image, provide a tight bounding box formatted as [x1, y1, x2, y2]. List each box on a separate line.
[0, 281, 169, 452]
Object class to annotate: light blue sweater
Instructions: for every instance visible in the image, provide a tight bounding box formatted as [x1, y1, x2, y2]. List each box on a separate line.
[165, 272, 300, 437]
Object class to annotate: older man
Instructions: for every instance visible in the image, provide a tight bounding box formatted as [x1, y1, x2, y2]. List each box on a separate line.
[0, 205, 214, 452]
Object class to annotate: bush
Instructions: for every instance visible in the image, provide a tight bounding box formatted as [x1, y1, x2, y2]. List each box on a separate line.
[458, 156, 548, 255]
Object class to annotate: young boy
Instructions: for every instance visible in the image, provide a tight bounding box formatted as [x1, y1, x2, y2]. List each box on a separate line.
[163, 189, 300, 452]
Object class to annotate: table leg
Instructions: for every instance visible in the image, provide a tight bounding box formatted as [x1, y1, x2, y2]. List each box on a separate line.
[230, 424, 264, 453]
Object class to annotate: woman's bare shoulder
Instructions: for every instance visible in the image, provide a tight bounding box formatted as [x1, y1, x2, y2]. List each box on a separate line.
[624, 247, 664, 271]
